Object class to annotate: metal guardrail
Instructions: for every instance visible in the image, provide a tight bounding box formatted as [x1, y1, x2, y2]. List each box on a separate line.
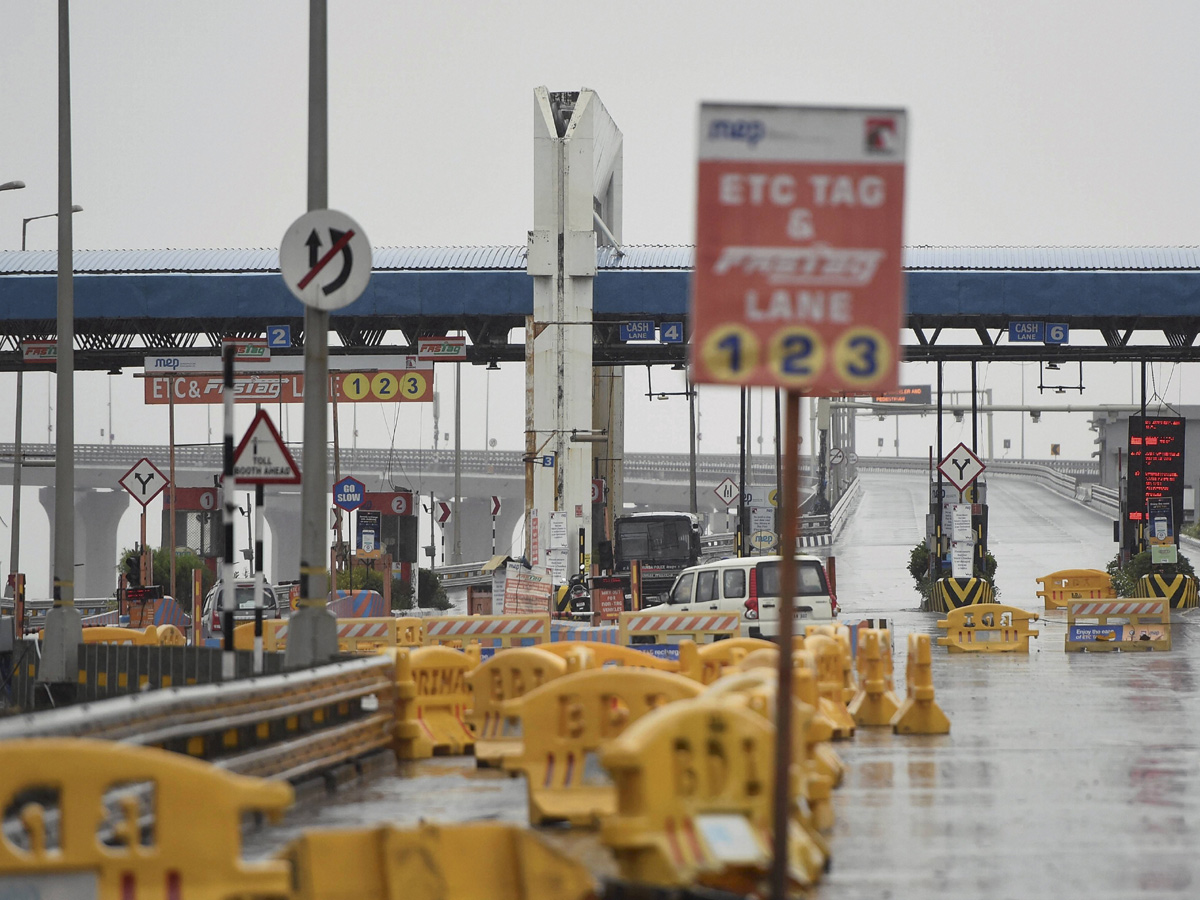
[0, 654, 396, 780]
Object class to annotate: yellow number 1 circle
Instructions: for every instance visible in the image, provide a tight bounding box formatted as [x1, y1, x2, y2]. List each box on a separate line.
[341, 373, 370, 400]
[832, 328, 891, 388]
[700, 325, 760, 382]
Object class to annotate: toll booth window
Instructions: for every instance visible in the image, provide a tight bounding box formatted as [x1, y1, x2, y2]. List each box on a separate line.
[696, 570, 719, 604]
[616, 519, 694, 564]
[723, 569, 746, 599]
[755, 561, 827, 597]
[669, 573, 694, 605]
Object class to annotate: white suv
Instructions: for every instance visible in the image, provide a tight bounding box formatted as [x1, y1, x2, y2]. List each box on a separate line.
[201, 581, 282, 640]
[664, 555, 837, 638]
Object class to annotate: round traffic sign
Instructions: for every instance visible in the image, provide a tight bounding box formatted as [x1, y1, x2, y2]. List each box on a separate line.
[829, 447, 846, 465]
[280, 209, 372, 311]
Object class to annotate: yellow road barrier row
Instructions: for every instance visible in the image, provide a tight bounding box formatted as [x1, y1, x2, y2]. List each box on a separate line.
[424, 614, 551, 648]
[848, 629, 901, 726]
[234, 617, 425, 653]
[1065, 598, 1171, 652]
[0, 739, 292, 900]
[502, 667, 703, 826]
[1036, 568, 1114, 611]
[465, 646, 569, 767]
[676, 637, 777, 685]
[937, 604, 1040, 653]
[600, 696, 826, 895]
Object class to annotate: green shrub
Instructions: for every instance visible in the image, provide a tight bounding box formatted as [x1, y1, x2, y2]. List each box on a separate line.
[1106, 550, 1194, 597]
[908, 541, 999, 601]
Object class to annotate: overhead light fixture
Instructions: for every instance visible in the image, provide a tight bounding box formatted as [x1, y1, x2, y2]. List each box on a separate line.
[671, 362, 685, 371]
[486, 359, 500, 371]
[1046, 362, 1060, 371]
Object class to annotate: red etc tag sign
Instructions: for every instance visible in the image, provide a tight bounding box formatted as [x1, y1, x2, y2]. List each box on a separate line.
[690, 104, 906, 395]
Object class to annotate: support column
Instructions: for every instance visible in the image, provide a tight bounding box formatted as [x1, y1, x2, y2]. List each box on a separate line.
[74, 490, 132, 598]
[526, 87, 623, 582]
[263, 491, 303, 583]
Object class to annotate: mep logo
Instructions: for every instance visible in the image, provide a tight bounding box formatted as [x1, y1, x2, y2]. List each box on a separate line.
[154, 357, 182, 370]
[708, 119, 766, 147]
[865, 117, 899, 154]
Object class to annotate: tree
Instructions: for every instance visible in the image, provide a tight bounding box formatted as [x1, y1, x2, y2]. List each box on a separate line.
[908, 540, 999, 602]
[1106, 550, 1194, 597]
[118, 546, 214, 606]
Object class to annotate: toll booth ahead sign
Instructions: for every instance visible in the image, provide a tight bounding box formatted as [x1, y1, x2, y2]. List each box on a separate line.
[690, 104, 907, 394]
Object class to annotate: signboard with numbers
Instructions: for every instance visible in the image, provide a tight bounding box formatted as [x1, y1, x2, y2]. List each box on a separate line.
[690, 104, 906, 394]
[145, 369, 431, 404]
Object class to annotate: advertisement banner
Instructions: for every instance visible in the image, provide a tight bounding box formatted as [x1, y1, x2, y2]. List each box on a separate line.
[144, 369, 432, 405]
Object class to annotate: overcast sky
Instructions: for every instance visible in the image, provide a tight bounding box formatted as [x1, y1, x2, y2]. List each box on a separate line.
[3, 2, 1199, 590]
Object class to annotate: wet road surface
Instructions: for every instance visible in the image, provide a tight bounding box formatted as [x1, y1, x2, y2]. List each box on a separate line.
[245, 470, 1200, 899]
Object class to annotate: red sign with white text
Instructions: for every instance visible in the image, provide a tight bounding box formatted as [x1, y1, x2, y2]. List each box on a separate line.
[690, 104, 906, 395]
[144, 370, 432, 404]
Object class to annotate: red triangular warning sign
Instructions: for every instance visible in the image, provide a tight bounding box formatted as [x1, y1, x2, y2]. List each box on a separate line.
[232, 410, 301, 485]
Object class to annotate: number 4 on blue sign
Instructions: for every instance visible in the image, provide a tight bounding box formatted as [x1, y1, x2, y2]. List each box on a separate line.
[1045, 323, 1069, 345]
[660, 322, 684, 344]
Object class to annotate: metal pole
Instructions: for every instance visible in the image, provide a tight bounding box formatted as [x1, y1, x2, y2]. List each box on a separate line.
[688, 373, 698, 515]
[935, 361, 944, 579]
[331, 376, 343, 580]
[169, 386, 177, 599]
[774, 388, 781, 538]
[253, 482, 264, 673]
[221, 342, 237, 679]
[40, 0, 81, 684]
[770, 389, 801, 900]
[452, 362, 462, 564]
[9, 369, 23, 577]
[288, 0, 337, 666]
[738, 386, 747, 557]
[971, 361, 978, 454]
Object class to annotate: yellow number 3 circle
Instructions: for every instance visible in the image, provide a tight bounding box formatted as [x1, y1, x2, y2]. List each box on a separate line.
[396, 372, 427, 399]
[832, 328, 890, 387]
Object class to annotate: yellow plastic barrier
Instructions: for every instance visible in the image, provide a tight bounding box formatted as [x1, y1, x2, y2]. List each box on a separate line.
[618, 610, 740, 645]
[155, 624, 186, 646]
[281, 821, 595, 900]
[465, 647, 569, 767]
[807, 623, 857, 703]
[1134, 573, 1199, 610]
[1036, 568, 1115, 611]
[0, 739, 292, 900]
[1065, 598, 1171, 652]
[235, 616, 425, 653]
[389, 646, 476, 759]
[937, 604, 1040, 653]
[502, 667, 703, 826]
[73, 625, 161, 646]
[424, 614, 551, 648]
[539, 640, 679, 671]
[848, 629, 901, 726]
[599, 697, 826, 894]
[803, 633, 856, 739]
[703, 669, 834, 860]
[892, 633, 950, 734]
[677, 636, 777, 684]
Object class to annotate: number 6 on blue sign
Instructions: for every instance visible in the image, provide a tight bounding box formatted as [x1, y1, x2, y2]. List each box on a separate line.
[1046, 323, 1069, 345]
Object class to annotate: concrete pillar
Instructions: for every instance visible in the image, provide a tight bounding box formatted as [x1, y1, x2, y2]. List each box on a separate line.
[75, 490, 132, 598]
[263, 491, 303, 582]
[527, 87, 623, 582]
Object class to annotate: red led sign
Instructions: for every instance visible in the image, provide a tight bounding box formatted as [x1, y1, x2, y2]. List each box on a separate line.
[1125, 417, 1185, 556]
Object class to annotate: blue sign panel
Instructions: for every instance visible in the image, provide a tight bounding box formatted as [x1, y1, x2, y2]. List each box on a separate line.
[620, 320, 654, 341]
[266, 325, 292, 348]
[541, 455, 555, 468]
[332, 476, 366, 511]
[659, 322, 684, 343]
[1007, 321, 1044, 343]
[1045, 323, 1069, 345]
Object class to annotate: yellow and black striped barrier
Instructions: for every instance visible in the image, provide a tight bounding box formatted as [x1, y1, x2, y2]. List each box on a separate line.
[932, 577, 996, 612]
[1133, 573, 1198, 610]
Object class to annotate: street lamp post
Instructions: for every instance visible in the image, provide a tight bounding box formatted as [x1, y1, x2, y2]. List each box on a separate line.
[22, 204, 82, 250]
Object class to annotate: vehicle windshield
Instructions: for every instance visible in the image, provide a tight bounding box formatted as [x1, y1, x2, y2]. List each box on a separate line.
[615, 518, 693, 565]
[755, 561, 827, 597]
[207, 585, 275, 612]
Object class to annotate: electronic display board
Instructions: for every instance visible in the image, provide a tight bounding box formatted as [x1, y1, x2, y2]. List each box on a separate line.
[1126, 416, 1185, 556]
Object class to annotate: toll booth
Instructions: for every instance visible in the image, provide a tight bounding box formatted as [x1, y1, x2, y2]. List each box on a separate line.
[359, 491, 419, 584]
[161, 487, 221, 578]
[928, 479, 989, 580]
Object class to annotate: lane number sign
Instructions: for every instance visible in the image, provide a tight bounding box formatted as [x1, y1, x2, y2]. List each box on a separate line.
[280, 209, 372, 311]
[690, 104, 906, 395]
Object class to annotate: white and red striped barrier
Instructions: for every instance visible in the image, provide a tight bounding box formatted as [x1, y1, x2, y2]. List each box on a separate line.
[424, 614, 550, 648]
[1070, 600, 1165, 617]
[619, 612, 739, 645]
